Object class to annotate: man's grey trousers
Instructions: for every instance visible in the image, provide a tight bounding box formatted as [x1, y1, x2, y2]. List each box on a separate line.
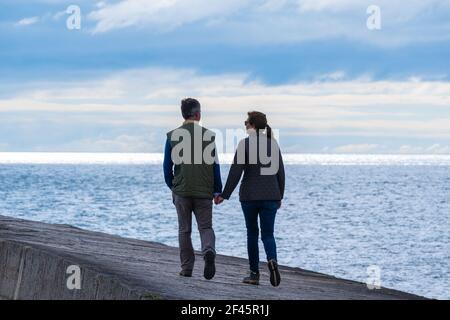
[172, 192, 216, 272]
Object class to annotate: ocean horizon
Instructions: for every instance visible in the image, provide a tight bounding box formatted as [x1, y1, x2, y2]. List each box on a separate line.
[1, 152, 450, 165]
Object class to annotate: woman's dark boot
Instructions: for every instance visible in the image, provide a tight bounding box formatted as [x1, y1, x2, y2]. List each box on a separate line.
[243, 271, 260, 285]
[268, 259, 281, 287]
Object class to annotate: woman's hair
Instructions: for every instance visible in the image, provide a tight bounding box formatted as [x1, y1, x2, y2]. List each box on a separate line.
[247, 111, 272, 138]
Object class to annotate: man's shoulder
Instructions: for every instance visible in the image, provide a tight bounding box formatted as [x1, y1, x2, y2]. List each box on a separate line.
[166, 124, 216, 139]
[166, 125, 185, 138]
[191, 123, 216, 137]
[201, 125, 216, 136]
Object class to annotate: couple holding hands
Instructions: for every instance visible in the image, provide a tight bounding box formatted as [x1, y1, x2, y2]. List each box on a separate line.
[163, 98, 285, 287]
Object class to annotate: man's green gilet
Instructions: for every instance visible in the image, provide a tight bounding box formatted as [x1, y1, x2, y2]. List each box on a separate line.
[167, 121, 216, 199]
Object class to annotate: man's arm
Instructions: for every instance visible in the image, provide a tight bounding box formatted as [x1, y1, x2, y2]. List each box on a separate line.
[213, 161, 223, 196]
[163, 138, 174, 189]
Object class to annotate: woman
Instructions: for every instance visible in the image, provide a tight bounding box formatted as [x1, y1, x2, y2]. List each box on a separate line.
[218, 111, 285, 287]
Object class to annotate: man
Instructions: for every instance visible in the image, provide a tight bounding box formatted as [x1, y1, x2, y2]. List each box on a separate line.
[163, 98, 222, 280]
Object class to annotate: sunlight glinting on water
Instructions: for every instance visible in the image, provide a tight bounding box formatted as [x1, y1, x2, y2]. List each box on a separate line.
[0, 152, 450, 165]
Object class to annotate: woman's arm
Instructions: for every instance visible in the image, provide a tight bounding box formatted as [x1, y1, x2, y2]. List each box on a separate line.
[221, 140, 245, 199]
[277, 149, 285, 199]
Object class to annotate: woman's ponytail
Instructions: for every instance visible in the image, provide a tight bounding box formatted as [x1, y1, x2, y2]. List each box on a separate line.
[266, 124, 272, 139]
[247, 111, 274, 139]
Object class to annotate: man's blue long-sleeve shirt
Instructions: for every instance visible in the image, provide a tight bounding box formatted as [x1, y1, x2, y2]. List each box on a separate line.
[163, 138, 222, 194]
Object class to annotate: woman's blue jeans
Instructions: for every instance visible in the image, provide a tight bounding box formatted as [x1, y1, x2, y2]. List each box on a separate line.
[241, 200, 278, 273]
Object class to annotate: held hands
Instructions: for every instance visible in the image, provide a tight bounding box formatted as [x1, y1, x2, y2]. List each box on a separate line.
[214, 196, 280, 208]
[214, 195, 225, 205]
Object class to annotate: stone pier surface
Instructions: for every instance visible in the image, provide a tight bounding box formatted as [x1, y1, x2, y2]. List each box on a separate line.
[0, 215, 425, 300]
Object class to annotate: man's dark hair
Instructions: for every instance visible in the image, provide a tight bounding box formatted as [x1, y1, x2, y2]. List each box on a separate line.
[181, 98, 201, 119]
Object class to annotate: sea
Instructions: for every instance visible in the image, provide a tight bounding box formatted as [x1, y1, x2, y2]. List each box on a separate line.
[0, 152, 449, 299]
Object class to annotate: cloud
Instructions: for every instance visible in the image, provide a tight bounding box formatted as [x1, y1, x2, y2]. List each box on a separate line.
[321, 143, 450, 154]
[15, 16, 40, 26]
[8, 68, 450, 107]
[316, 71, 346, 81]
[0, 68, 450, 138]
[96, 1, 107, 9]
[257, 0, 288, 12]
[399, 144, 450, 154]
[0, 68, 450, 153]
[86, 0, 450, 46]
[1, 71, 449, 152]
[53, 10, 66, 20]
[297, 0, 358, 12]
[88, 0, 247, 34]
[0, 143, 8, 151]
[328, 144, 380, 154]
[54, 134, 159, 153]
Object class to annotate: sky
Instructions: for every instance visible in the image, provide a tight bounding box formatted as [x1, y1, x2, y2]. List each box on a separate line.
[0, 0, 450, 153]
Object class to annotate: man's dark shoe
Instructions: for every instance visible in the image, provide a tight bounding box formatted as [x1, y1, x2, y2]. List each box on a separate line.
[243, 271, 260, 285]
[203, 250, 216, 280]
[268, 259, 281, 287]
[179, 270, 192, 277]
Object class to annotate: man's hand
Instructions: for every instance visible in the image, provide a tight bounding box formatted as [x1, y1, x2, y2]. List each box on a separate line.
[214, 195, 224, 205]
[277, 200, 282, 209]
